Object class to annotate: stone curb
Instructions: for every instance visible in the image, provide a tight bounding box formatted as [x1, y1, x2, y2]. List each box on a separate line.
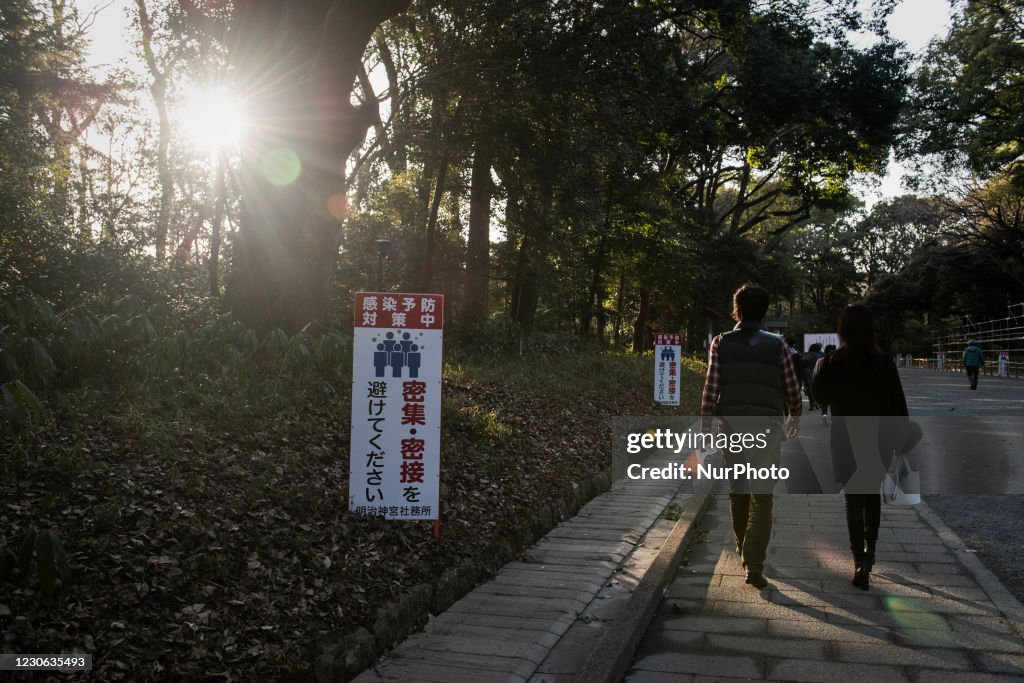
[916, 499, 1024, 641]
[572, 485, 716, 683]
[299, 469, 613, 682]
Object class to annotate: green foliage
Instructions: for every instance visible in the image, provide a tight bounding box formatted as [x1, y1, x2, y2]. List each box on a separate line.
[3, 528, 73, 606]
[1, 379, 45, 437]
[908, 0, 1024, 187]
[0, 290, 355, 410]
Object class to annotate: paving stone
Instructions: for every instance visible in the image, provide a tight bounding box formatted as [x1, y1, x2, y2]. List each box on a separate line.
[706, 633, 825, 659]
[427, 622, 558, 646]
[767, 618, 894, 644]
[445, 595, 585, 619]
[473, 583, 594, 603]
[894, 623, 1023, 653]
[396, 634, 549, 665]
[901, 595, 1002, 617]
[634, 629, 705, 656]
[488, 572, 605, 593]
[386, 646, 533, 674]
[631, 652, 762, 678]
[912, 672, 1024, 683]
[767, 659, 909, 682]
[357, 660, 513, 682]
[883, 551, 957, 564]
[833, 642, 971, 669]
[705, 599, 822, 621]
[877, 572, 981, 588]
[432, 611, 574, 636]
[623, 672, 695, 682]
[914, 562, 969, 575]
[656, 615, 768, 635]
[974, 652, 1024, 675]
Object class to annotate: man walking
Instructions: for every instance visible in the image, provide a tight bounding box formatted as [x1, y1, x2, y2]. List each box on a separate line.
[802, 343, 824, 410]
[701, 283, 802, 589]
[963, 339, 985, 390]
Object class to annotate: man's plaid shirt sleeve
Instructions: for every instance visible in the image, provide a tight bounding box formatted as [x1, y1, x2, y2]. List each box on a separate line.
[780, 341, 802, 417]
[700, 336, 721, 421]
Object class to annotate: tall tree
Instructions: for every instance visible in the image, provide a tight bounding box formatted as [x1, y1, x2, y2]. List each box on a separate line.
[134, 0, 175, 261]
[223, 0, 410, 331]
[908, 0, 1024, 188]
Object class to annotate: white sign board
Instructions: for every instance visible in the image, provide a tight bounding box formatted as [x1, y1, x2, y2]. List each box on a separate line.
[936, 352, 945, 371]
[803, 333, 840, 352]
[654, 333, 682, 406]
[349, 292, 443, 520]
[999, 351, 1010, 377]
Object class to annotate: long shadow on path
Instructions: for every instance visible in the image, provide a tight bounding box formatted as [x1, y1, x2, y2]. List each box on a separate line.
[627, 494, 1024, 682]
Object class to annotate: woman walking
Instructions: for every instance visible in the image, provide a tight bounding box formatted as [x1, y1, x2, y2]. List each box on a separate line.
[812, 305, 909, 590]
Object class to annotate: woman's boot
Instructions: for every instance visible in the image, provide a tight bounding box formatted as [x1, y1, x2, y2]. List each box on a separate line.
[851, 552, 870, 590]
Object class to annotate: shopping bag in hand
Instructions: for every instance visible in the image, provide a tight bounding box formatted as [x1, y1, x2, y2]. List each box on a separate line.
[881, 452, 921, 505]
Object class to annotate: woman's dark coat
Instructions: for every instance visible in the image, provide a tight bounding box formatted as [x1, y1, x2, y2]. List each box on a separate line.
[811, 353, 910, 485]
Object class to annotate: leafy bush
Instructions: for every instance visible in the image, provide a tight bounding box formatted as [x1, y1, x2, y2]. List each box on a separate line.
[0, 528, 73, 606]
[0, 291, 355, 411]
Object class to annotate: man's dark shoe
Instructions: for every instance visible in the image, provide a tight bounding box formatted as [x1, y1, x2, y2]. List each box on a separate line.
[745, 571, 768, 589]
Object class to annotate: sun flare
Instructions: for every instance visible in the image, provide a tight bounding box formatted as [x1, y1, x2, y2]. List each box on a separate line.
[178, 87, 243, 152]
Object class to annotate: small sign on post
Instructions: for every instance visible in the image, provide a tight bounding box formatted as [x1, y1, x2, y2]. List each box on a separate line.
[349, 293, 443, 521]
[999, 351, 1010, 378]
[936, 352, 945, 371]
[654, 333, 682, 406]
[803, 333, 840, 352]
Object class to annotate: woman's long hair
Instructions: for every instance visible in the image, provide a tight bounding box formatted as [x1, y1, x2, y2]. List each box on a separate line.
[832, 304, 884, 375]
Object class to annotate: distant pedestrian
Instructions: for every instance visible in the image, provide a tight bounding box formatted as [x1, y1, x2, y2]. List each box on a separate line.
[816, 344, 837, 425]
[803, 343, 824, 410]
[701, 283, 801, 590]
[812, 305, 912, 591]
[963, 339, 985, 390]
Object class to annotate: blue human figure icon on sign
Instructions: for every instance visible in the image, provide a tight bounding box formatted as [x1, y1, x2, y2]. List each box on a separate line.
[407, 343, 421, 378]
[387, 331, 406, 377]
[397, 333, 417, 378]
[373, 343, 389, 377]
[661, 346, 676, 362]
[399, 332, 414, 356]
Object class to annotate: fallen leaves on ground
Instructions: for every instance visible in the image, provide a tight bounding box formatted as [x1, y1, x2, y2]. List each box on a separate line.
[0, 352, 704, 679]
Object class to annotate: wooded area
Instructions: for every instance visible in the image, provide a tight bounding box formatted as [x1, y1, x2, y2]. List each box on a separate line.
[2, 0, 1024, 678]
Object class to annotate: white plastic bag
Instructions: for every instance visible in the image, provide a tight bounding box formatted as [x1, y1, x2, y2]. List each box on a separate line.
[881, 452, 921, 505]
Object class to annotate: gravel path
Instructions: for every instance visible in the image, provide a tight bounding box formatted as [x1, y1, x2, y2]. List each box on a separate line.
[897, 370, 1024, 603]
[924, 494, 1024, 603]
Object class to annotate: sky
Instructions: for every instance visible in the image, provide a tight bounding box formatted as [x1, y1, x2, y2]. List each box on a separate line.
[73, 0, 954, 204]
[859, 0, 954, 203]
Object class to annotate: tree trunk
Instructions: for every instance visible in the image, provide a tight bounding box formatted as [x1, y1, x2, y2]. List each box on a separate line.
[420, 148, 449, 291]
[374, 30, 406, 174]
[613, 267, 626, 348]
[510, 182, 553, 333]
[226, 0, 410, 331]
[464, 142, 493, 328]
[135, 0, 173, 261]
[632, 286, 651, 353]
[209, 154, 226, 298]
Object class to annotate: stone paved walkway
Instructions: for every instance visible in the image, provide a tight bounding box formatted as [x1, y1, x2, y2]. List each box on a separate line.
[628, 494, 1024, 682]
[354, 450, 693, 683]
